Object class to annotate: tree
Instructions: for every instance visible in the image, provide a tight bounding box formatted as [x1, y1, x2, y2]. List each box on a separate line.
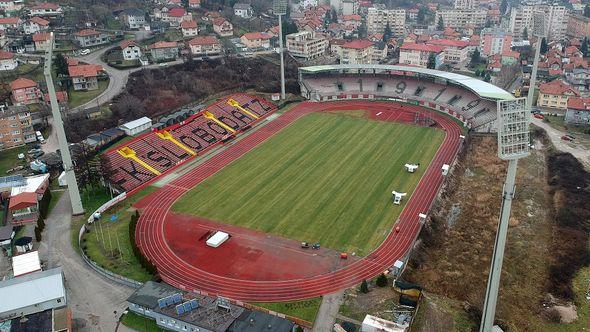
[382, 23, 391, 43]
[281, 19, 298, 43]
[582, 38, 589, 57]
[427, 52, 437, 69]
[55, 53, 69, 77]
[376, 273, 388, 287]
[500, 0, 508, 15]
[470, 48, 481, 67]
[360, 279, 369, 293]
[540, 37, 548, 54]
[330, 7, 338, 23]
[585, 4, 590, 18]
[522, 27, 528, 40]
[436, 15, 444, 31]
[484, 72, 491, 82]
[417, 7, 427, 24]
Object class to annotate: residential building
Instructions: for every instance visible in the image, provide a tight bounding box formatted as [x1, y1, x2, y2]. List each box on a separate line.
[480, 28, 513, 57]
[366, 5, 406, 36]
[120, 117, 152, 136]
[213, 17, 233, 37]
[0, 50, 17, 71]
[565, 97, 590, 125]
[127, 281, 294, 332]
[300, 0, 318, 8]
[188, 0, 200, 9]
[119, 40, 142, 60]
[509, 4, 568, 41]
[23, 16, 50, 34]
[240, 32, 271, 49]
[566, 67, 590, 95]
[454, 0, 474, 9]
[29, 2, 62, 17]
[0, 106, 35, 151]
[68, 64, 103, 91]
[0, 0, 24, 13]
[339, 39, 375, 64]
[10, 78, 42, 105]
[233, 3, 253, 19]
[435, 9, 487, 29]
[163, 7, 190, 27]
[399, 43, 445, 69]
[427, 39, 469, 65]
[149, 41, 179, 61]
[180, 20, 198, 37]
[120, 8, 146, 30]
[74, 29, 109, 47]
[32, 32, 51, 51]
[286, 31, 328, 60]
[188, 36, 221, 56]
[567, 12, 590, 39]
[537, 79, 579, 110]
[341, 0, 358, 15]
[0, 17, 22, 31]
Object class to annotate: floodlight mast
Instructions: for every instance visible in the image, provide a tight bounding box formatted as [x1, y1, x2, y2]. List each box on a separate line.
[44, 32, 84, 215]
[273, 0, 287, 100]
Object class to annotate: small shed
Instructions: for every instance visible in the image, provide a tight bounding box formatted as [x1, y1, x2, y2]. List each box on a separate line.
[14, 237, 33, 254]
[58, 171, 67, 186]
[206, 231, 229, 248]
[120, 117, 152, 136]
[12, 251, 42, 277]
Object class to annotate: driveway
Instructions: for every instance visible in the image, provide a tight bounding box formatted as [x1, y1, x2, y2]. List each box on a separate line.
[532, 117, 590, 169]
[37, 192, 134, 331]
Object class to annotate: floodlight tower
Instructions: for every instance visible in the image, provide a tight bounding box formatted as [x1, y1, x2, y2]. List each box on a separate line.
[44, 32, 85, 215]
[273, 0, 287, 100]
[526, 12, 547, 110]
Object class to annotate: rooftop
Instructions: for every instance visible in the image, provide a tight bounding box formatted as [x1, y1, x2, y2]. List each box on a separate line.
[121, 116, 151, 130]
[150, 41, 177, 49]
[0, 50, 14, 60]
[9, 191, 37, 210]
[568, 97, 590, 110]
[32, 32, 51, 42]
[68, 64, 103, 78]
[427, 39, 469, 48]
[539, 79, 580, 96]
[242, 32, 271, 40]
[180, 20, 197, 29]
[10, 77, 38, 90]
[12, 251, 42, 277]
[75, 29, 100, 37]
[342, 39, 373, 49]
[189, 36, 220, 46]
[0, 267, 65, 315]
[400, 43, 445, 53]
[0, 17, 20, 24]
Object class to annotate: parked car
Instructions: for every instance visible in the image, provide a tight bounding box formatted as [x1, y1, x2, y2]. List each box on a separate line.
[534, 113, 544, 119]
[312, 243, 320, 250]
[531, 108, 541, 114]
[300, 242, 310, 249]
[561, 134, 575, 141]
[79, 48, 90, 55]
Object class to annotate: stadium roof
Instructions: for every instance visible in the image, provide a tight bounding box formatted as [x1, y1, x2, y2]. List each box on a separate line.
[299, 64, 515, 100]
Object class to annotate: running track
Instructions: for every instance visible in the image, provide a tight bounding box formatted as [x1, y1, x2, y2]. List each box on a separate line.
[135, 100, 463, 302]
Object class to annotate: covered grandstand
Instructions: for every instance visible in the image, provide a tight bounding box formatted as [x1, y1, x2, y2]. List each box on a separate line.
[298, 64, 515, 131]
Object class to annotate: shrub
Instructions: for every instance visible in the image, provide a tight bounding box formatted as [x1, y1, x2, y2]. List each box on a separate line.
[34, 226, 42, 242]
[376, 273, 389, 287]
[360, 279, 369, 293]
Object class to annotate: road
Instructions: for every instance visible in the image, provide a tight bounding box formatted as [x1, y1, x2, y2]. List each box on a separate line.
[312, 291, 344, 332]
[37, 192, 134, 331]
[531, 117, 590, 169]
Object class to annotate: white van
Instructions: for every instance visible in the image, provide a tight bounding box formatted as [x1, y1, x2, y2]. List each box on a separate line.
[36, 131, 45, 144]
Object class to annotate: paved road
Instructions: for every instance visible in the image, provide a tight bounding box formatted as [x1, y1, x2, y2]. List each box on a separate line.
[312, 291, 344, 332]
[41, 117, 59, 153]
[532, 117, 590, 169]
[37, 192, 134, 331]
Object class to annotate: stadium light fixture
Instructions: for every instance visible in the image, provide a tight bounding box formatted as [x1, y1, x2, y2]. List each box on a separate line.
[480, 98, 529, 332]
[44, 32, 85, 215]
[273, 0, 287, 100]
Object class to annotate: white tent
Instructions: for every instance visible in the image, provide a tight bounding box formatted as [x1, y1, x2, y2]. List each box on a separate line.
[58, 171, 67, 187]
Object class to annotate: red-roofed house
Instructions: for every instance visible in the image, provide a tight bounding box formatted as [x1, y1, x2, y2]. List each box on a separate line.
[11, 78, 42, 105]
[119, 40, 142, 60]
[32, 32, 51, 51]
[188, 36, 222, 55]
[29, 2, 62, 16]
[0, 17, 22, 30]
[565, 97, 590, 125]
[23, 16, 50, 34]
[163, 7, 191, 26]
[8, 192, 39, 225]
[339, 39, 384, 65]
[188, 0, 201, 8]
[0, 50, 17, 71]
[180, 20, 198, 37]
[68, 64, 104, 91]
[538, 79, 580, 110]
[43, 90, 68, 104]
[149, 41, 179, 61]
[240, 32, 271, 49]
[400, 43, 445, 68]
[74, 29, 109, 47]
[213, 17, 233, 37]
[426, 39, 469, 65]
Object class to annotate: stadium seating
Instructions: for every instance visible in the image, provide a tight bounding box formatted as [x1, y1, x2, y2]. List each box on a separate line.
[301, 74, 499, 129]
[103, 94, 277, 192]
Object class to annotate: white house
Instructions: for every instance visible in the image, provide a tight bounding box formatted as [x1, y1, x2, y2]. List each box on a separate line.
[233, 3, 253, 19]
[180, 20, 198, 37]
[120, 40, 142, 60]
[23, 16, 50, 34]
[120, 8, 146, 30]
[0, 50, 17, 71]
[29, 2, 63, 17]
[120, 117, 152, 136]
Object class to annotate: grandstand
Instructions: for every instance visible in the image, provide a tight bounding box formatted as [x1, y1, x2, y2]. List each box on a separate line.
[298, 64, 515, 131]
[103, 94, 277, 192]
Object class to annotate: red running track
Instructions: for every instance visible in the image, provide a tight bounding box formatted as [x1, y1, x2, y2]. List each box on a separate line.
[134, 101, 463, 302]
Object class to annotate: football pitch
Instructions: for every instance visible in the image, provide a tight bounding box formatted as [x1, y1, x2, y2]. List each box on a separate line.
[172, 112, 444, 255]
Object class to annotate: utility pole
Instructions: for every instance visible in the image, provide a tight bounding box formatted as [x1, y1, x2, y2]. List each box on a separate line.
[44, 32, 85, 215]
[273, 0, 287, 100]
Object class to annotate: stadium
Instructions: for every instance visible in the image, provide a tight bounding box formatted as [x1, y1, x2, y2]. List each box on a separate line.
[102, 64, 514, 302]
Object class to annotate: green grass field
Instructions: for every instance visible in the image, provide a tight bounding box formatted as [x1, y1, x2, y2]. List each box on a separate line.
[172, 112, 444, 255]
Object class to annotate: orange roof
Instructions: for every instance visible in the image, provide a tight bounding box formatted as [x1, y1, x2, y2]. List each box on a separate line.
[31, 2, 60, 10]
[400, 43, 445, 53]
[119, 39, 139, 50]
[67, 58, 79, 66]
[188, 36, 220, 46]
[180, 20, 197, 29]
[539, 79, 580, 96]
[75, 29, 99, 37]
[168, 7, 186, 17]
[568, 97, 590, 110]
[30, 16, 50, 26]
[427, 39, 469, 48]
[44, 90, 68, 103]
[341, 14, 361, 21]
[242, 32, 271, 40]
[565, 46, 580, 55]
[10, 78, 38, 90]
[32, 32, 51, 42]
[68, 64, 103, 78]
[150, 41, 177, 49]
[342, 39, 373, 49]
[212, 17, 229, 26]
[0, 50, 14, 60]
[0, 17, 20, 25]
[9, 192, 37, 210]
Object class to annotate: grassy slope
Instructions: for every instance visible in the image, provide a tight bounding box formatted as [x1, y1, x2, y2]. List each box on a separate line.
[252, 297, 322, 323]
[68, 79, 109, 108]
[173, 112, 444, 255]
[121, 311, 166, 332]
[0, 146, 27, 175]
